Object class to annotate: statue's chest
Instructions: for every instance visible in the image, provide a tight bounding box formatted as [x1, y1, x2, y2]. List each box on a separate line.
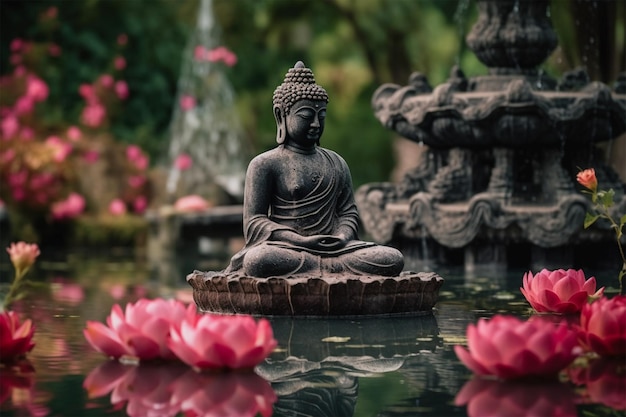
[276, 155, 329, 200]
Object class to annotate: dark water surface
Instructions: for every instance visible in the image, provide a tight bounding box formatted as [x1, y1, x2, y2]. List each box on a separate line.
[0, 250, 622, 417]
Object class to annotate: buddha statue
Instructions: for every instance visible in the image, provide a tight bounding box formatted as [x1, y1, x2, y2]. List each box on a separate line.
[224, 61, 404, 278]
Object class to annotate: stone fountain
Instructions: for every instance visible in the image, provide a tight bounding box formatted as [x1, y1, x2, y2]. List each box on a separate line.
[356, 0, 626, 272]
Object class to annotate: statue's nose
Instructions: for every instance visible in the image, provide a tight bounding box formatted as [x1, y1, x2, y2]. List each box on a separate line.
[311, 116, 320, 128]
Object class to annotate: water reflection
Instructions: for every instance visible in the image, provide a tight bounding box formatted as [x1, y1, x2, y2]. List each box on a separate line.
[0, 252, 622, 416]
[84, 361, 276, 417]
[455, 378, 577, 417]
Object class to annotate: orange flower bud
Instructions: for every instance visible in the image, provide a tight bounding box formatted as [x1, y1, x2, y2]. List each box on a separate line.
[577, 168, 597, 192]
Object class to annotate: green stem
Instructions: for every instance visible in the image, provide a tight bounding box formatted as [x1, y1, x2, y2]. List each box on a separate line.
[599, 205, 626, 295]
[2, 270, 26, 311]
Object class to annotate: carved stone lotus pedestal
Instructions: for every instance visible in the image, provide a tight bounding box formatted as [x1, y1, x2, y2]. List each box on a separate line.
[187, 270, 443, 316]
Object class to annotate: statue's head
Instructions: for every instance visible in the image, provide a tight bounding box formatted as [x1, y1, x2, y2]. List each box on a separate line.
[272, 61, 329, 145]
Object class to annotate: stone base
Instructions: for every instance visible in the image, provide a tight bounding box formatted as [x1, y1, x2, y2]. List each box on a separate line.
[186, 270, 444, 317]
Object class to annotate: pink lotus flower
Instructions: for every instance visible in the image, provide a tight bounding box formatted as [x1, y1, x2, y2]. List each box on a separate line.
[520, 269, 604, 314]
[454, 378, 576, 417]
[174, 195, 211, 212]
[84, 361, 276, 417]
[453, 315, 579, 379]
[51, 193, 85, 220]
[174, 153, 192, 170]
[0, 311, 35, 362]
[578, 295, 626, 357]
[83, 298, 195, 361]
[108, 199, 127, 216]
[6, 242, 40, 276]
[51, 278, 85, 305]
[168, 314, 277, 370]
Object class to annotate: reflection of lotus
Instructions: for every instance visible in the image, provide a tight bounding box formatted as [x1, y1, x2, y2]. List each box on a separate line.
[568, 358, 626, 410]
[84, 361, 276, 417]
[455, 377, 577, 417]
[0, 361, 49, 417]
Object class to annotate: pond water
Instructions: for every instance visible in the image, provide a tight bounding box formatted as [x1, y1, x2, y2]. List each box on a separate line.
[0, 249, 623, 417]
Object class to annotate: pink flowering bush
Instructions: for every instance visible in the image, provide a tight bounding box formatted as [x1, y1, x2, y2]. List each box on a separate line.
[520, 269, 604, 314]
[453, 315, 580, 379]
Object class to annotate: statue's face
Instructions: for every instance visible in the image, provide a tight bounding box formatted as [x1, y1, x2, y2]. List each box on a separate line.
[285, 99, 326, 147]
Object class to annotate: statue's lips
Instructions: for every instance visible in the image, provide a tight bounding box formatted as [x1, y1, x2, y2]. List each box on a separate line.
[307, 131, 320, 140]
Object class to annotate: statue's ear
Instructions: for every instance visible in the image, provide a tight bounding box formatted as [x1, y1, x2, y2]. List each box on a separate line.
[274, 105, 286, 144]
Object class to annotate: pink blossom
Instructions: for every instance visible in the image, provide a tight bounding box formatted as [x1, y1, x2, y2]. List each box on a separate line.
[453, 315, 580, 379]
[179, 94, 196, 111]
[520, 269, 604, 314]
[193, 45, 207, 61]
[26, 76, 49, 102]
[13, 66, 26, 77]
[98, 74, 114, 89]
[126, 145, 142, 161]
[207, 46, 237, 67]
[113, 56, 126, 70]
[79, 84, 97, 103]
[114, 80, 128, 100]
[108, 199, 127, 216]
[81, 103, 106, 127]
[44, 6, 57, 19]
[83, 298, 195, 360]
[168, 314, 277, 370]
[174, 153, 192, 170]
[132, 154, 148, 171]
[48, 43, 61, 57]
[117, 34, 128, 46]
[133, 195, 147, 214]
[66, 126, 82, 141]
[1, 149, 16, 164]
[174, 195, 211, 212]
[12, 188, 25, 201]
[45, 135, 73, 162]
[109, 284, 126, 300]
[51, 193, 86, 220]
[20, 127, 34, 140]
[8, 170, 28, 187]
[10, 38, 24, 52]
[29, 173, 54, 190]
[14, 95, 35, 115]
[0, 311, 35, 362]
[1, 114, 19, 138]
[578, 295, 626, 357]
[82, 150, 99, 163]
[127, 175, 146, 188]
[6, 242, 40, 276]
